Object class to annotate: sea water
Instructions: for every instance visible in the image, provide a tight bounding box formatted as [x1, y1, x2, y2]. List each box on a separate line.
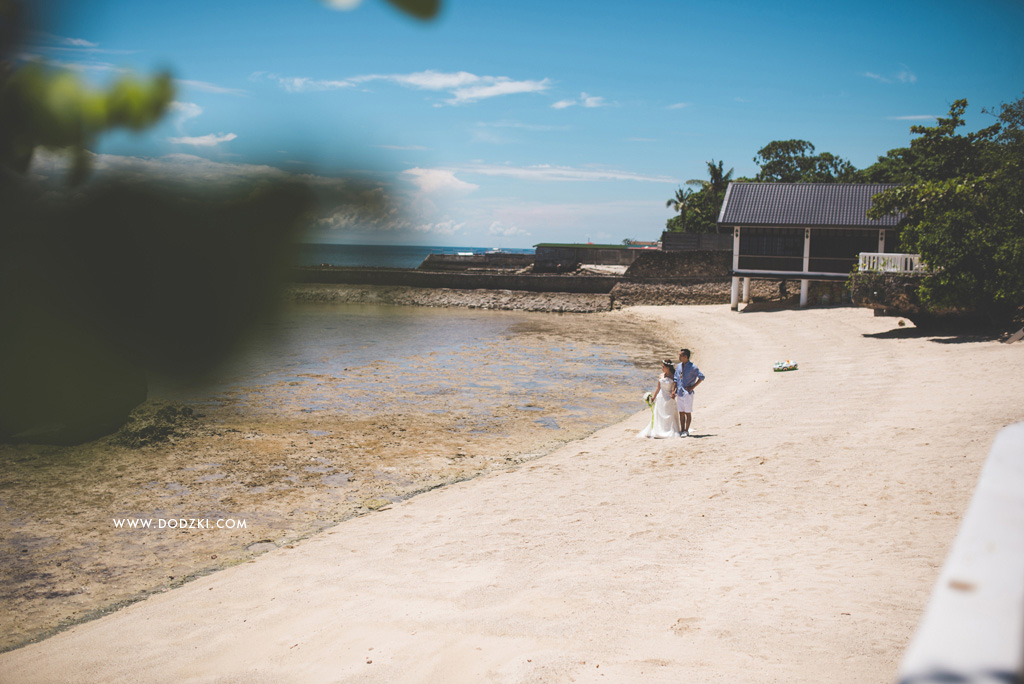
[294, 243, 535, 269]
[152, 303, 657, 434]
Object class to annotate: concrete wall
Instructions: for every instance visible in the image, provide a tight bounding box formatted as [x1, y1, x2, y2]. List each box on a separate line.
[660, 232, 733, 251]
[625, 250, 732, 280]
[418, 253, 535, 272]
[534, 246, 643, 272]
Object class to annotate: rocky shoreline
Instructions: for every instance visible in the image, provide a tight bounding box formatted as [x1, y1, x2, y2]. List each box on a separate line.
[286, 279, 794, 313]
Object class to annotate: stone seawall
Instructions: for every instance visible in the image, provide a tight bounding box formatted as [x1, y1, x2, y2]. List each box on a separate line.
[293, 266, 622, 294]
[290, 262, 809, 312]
[288, 284, 613, 313]
[292, 265, 733, 295]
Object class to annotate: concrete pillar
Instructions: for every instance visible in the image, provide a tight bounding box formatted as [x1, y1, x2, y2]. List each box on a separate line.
[732, 227, 741, 272]
[742, 277, 751, 303]
[730, 277, 740, 310]
[802, 228, 811, 273]
[800, 279, 809, 307]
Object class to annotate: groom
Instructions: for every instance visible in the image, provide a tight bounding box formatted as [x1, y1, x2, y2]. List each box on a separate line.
[674, 348, 705, 437]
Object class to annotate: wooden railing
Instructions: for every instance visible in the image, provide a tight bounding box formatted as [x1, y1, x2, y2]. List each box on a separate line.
[858, 252, 927, 274]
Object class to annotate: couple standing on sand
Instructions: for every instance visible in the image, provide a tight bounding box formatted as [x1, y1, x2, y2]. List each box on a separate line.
[638, 348, 705, 440]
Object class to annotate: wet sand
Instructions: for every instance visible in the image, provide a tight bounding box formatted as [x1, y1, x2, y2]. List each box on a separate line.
[1, 304, 1022, 683]
[0, 305, 674, 651]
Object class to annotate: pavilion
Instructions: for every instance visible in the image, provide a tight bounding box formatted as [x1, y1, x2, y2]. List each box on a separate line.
[717, 182, 908, 308]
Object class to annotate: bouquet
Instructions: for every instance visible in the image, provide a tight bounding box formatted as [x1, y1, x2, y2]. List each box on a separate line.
[643, 391, 655, 429]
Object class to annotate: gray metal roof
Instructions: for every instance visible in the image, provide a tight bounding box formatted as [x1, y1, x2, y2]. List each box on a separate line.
[717, 182, 902, 228]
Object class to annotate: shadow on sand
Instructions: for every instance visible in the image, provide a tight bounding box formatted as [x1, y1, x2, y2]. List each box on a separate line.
[861, 327, 1004, 345]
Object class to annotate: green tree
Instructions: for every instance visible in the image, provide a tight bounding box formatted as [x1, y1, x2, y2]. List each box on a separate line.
[664, 186, 694, 232]
[858, 100, 1001, 183]
[664, 160, 734, 234]
[683, 159, 733, 233]
[753, 139, 857, 183]
[868, 96, 1024, 322]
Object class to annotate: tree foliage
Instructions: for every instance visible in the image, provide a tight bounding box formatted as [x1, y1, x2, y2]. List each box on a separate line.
[665, 159, 733, 233]
[867, 96, 1024, 321]
[753, 139, 857, 183]
[0, 1, 174, 184]
[0, 0, 438, 444]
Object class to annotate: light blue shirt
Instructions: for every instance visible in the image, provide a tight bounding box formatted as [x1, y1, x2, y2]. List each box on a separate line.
[674, 361, 705, 394]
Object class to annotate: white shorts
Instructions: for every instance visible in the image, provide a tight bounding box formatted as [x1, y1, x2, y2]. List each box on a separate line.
[676, 391, 694, 413]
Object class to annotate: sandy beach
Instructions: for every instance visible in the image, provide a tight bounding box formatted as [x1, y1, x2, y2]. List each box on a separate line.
[1, 304, 1022, 683]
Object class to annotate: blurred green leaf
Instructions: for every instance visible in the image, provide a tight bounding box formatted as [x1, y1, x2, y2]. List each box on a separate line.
[383, 0, 440, 19]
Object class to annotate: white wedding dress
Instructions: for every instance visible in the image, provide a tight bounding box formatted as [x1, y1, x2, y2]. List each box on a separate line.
[638, 376, 681, 439]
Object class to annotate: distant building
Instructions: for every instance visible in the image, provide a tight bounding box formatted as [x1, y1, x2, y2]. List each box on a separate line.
[717, 182, 901, 307]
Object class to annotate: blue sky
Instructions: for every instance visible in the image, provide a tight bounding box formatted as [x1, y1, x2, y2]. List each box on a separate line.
[21, 0, 1024, 247]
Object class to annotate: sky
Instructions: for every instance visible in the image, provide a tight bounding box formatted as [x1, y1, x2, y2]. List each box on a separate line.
[18, 0, 1024, 248]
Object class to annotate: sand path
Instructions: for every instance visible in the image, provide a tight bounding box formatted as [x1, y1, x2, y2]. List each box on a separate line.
[2, 305, 1021, 683]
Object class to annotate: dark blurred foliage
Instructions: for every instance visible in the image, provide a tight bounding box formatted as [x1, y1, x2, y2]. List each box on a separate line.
[0, 168, 316, 445]
[0, 1, 321, 444]
[385, 0, 439, 19]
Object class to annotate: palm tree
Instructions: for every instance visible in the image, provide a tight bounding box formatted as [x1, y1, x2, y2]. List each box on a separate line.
[685, 159, 734, 194]
[665, 186, 692, 213]
[665, 186, 693, 232]
[683, 159, 734, 233]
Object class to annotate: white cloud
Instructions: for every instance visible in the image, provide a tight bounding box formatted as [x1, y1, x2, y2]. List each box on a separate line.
[350, 70, 550, 105]
[895, 66, 917, 83]
[168, 133, 238, 147]
[552, 92, 608, 109]
[169, 101, 204, 132]
[458, 163, 677, 184]
[20, 56, 127, 73]
[357, 70, 481, 90]
[864, 65, 917, 85]
[31, 32, 99, 49]
[414, 220, 463, 235]
[55, 36, 97, 48]
[253, 72, 354, 93]
[488, 221, 529, 238]
[667, 102, 691, 110]
[29, 151, 287, 187]
[402, 167, 479, 193]
[449, 79, 551, 105]
[373, 144, 430, 151]
[323, 0, 363, 9]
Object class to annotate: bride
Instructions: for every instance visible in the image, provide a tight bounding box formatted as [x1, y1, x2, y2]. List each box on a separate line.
[638, 360, 682, 439]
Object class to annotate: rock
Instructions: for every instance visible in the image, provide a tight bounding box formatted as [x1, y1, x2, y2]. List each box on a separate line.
[109, 401, 199, 448]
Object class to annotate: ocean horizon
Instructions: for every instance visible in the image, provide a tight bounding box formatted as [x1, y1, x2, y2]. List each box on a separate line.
[295, 243, 535, 270]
